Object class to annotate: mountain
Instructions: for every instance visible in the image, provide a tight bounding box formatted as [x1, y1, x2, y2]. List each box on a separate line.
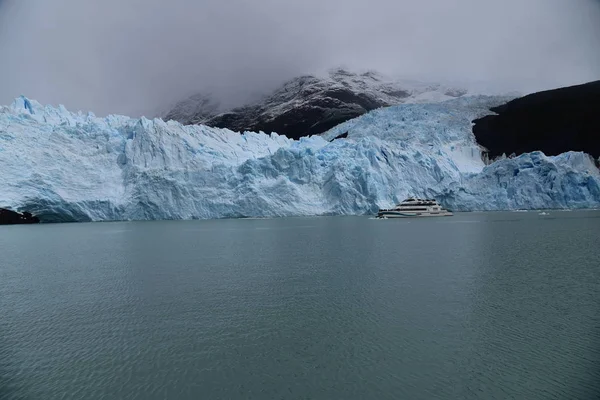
[473, 80, 600, 160]
[162, 93, 222, 127]
[2, 96, 598, 222]
[163, 69, 470, 139]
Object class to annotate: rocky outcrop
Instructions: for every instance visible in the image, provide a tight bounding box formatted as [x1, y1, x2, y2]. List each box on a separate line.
[473, 81, 600, 160]
[0, 208, 40, 225]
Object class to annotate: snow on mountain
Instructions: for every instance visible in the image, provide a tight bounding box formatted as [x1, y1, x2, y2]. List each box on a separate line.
[162, 93, 222, 127]
[1, 95, 598, 222]
[163, 68, 472, 139]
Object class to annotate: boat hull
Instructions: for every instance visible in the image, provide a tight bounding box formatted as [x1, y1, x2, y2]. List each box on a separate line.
[377, 211, 453, 218]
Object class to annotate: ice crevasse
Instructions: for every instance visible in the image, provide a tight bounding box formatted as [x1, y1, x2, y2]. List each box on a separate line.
[0, 95, 598, 222]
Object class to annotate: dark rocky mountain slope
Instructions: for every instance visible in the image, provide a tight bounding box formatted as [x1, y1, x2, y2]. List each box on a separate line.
[164, 69, 468, 139]
[473, 81, 600, 160]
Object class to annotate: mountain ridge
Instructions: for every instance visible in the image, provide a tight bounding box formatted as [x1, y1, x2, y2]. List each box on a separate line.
[163, 68, 472, 139]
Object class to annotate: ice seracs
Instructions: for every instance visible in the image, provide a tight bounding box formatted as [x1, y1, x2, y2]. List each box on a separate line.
[0, 95, 599, 222]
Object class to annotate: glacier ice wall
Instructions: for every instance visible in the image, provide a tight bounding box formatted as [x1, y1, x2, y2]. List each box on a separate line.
[0, 96, 598, 222]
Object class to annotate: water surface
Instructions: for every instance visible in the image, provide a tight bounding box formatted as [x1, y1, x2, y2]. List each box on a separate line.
[1, 212, 599, 399]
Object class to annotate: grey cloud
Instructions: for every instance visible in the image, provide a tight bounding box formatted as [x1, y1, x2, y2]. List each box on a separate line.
[0, 0, 599, 117]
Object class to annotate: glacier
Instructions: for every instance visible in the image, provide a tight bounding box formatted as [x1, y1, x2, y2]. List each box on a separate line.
[0, 96, 599, 222]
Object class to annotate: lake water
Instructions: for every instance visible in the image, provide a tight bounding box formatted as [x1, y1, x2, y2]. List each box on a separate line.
[1, 211, 599, 400]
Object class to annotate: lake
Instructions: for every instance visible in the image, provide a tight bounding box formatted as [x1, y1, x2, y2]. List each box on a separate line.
[1, 211, 599, 399]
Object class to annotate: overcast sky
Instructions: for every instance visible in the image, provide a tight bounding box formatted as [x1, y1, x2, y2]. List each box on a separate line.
[0, 0, 599, 117]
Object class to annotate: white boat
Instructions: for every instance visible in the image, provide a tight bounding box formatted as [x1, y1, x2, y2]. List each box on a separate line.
[377, 197, 453, 218]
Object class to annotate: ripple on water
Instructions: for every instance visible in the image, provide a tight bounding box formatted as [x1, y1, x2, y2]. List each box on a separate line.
[0, 212, 599, 399]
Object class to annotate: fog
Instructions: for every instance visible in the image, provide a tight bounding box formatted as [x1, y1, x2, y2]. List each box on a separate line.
[0, 0, 599, 117]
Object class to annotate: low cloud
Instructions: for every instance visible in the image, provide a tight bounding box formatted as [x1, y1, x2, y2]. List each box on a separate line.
[0, 0, 599, 116]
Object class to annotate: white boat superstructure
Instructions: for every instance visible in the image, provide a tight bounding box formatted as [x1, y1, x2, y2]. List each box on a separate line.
[377, 198, 453, 218]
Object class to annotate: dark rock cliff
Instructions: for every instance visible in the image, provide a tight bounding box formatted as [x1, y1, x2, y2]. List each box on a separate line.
[0, 208, 40, 225]
[473, 81, 600, 160]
